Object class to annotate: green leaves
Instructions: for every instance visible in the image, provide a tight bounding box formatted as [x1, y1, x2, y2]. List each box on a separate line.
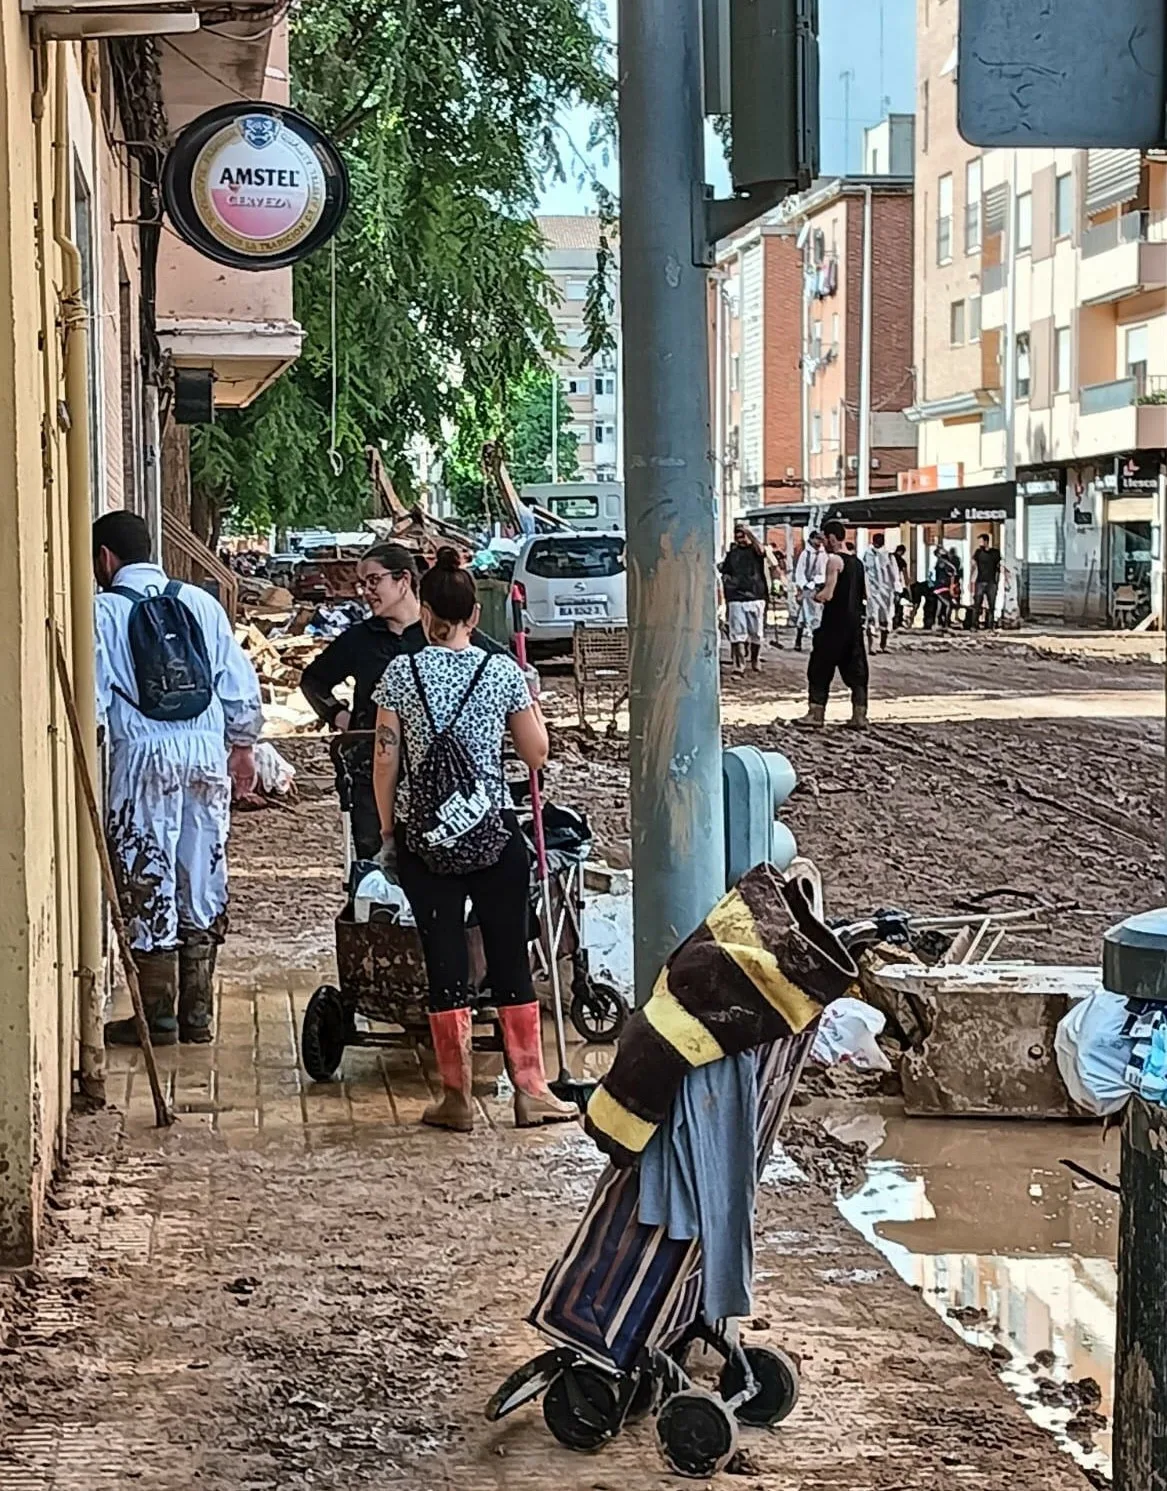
[191, 0, 610, 538]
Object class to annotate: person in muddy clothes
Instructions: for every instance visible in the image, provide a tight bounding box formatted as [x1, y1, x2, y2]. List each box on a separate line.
[796, 518, 869, 731]
[721, 523, 770, 674]
[371, 548, 576, 1134]
[301, 543, 505, 860]
[792, 530, 827, 651]
[93, 511, 263, 1046]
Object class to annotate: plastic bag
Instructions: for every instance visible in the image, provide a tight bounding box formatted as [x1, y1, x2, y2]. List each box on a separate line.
[253, 741, 296, 798]
[354, 870, 414, 926]
[1055, 989, 1135, 1117]
[811, 998, 892, 1072]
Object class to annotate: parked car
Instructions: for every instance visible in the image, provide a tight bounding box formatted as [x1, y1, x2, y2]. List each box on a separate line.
[512, 532, 627, 653]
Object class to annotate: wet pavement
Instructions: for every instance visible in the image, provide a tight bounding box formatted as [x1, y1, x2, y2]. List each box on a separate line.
[828, 1112, 1118, 1480]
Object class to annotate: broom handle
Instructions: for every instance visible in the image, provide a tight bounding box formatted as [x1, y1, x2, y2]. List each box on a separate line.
[53, 630, 174, 1128]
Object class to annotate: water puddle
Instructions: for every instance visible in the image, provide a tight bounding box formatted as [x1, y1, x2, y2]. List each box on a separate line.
[829, 1112, 1119, 1478]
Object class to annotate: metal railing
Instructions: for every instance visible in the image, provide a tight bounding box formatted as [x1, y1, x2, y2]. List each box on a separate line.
[1136, 373, 1167, 405]
[1081, 208, 1167, 258]
[1080, 376, 1137, 415]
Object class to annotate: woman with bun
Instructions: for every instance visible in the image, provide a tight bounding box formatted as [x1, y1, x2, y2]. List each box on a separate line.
[371, 547, 575, 1133]
[302, 543, 503, 859]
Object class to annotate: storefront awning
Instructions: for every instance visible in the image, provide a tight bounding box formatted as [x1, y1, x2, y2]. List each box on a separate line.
[744, 481, 1016, 529]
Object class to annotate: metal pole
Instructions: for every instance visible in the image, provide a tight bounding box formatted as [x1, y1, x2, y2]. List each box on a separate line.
[858, 184, 874, 504]
[551, 374, 559, 482]
[619, 0, 724, 1003]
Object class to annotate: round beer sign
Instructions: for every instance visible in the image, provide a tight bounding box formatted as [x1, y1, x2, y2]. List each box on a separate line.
[162, 103, 349, 271]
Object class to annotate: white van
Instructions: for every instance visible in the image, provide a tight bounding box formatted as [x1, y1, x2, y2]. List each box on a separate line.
[512, 532, 627, 651]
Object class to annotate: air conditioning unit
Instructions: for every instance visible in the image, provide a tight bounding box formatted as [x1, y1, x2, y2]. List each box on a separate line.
[846, 455, 859, 472]
[24, 0, 199, 35]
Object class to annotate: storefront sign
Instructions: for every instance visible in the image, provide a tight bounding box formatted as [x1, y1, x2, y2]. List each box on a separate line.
[1115, 454, 1162, 494]
[162, 103, 349, 271]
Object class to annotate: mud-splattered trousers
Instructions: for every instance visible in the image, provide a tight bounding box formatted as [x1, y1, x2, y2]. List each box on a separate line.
[95, 564, 263, 954]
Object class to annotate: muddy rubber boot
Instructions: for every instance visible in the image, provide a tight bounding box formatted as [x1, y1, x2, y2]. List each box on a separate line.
[424, 1008, 475, 1133]
[105, 950, 179, 1047]
[794, 626, 804, 652]
[749, 644, 762, 673]
[178, 931, 217, 1044]
[731, 643, 744, 675]
[879, 629, 889, 654]
[794, 703, 826, 730]
[498, 1003, 577, 1128]
[846, 704, 869, 732]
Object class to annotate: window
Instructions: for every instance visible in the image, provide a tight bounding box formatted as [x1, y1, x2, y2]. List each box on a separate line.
[565, 278, 589, 301]
[1055, 173, 1073, 238]
[812, 319, 823, 357]
[922, 79, 930, 154]
[810, 410, 822, 454]
[594, 421, 617, 446]
[524, 536, 625, 580]
[1126, 323, 1149, 393]
[965, 159, 983, 252]
[937, 173, 953, 264]
[594, 373, 616, 397]
[567, 376, 590, 396]
[729, 354, 740, 392]
[1016, 192, 1033, 251]
[968, 295, 982, 343]
[569, 423, 590, 442]
[831, 313, 840, 348]
[950, 299, 966, 346]
[829, 406, 840, 445]
[1016, 332, 1031, 399]
[1055, 326, 1071, 393]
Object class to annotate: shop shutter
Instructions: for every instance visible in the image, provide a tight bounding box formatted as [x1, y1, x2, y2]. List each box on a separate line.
[1085, 149, 1141, 218]
[1025, 500, 1065, 616]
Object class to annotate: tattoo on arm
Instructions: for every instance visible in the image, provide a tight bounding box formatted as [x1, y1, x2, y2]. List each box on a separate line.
[375, 722, 399, 757]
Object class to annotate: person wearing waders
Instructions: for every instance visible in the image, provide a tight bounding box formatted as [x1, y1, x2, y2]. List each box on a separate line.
[796, 518, 869, 731]
[720, 524, 769, 674]
[93, 512, 263, 1046]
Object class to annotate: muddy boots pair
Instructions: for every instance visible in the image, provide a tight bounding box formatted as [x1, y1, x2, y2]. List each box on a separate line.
[178, 930, 218, 1044]
[105, 950, 180, 1047]
[423, 1003, 578, 1133]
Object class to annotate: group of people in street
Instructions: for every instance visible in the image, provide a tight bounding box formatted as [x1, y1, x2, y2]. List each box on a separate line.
[92, 520, 575, 1137]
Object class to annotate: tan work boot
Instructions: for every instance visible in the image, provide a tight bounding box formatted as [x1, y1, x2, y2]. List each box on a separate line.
[846, 705, 869, 732]
[498, 1003, 577, 1128]
[423, 1007, 475, 1132]
[794, 703, 826, 730]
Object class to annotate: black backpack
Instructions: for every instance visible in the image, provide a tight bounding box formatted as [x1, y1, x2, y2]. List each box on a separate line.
[110, 582, 214, 723]
[404, 653, 512, 876]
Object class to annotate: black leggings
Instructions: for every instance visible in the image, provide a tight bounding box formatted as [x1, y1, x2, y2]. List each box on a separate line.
[807, 626, 869, 708]
[395, 815, 534, 1013]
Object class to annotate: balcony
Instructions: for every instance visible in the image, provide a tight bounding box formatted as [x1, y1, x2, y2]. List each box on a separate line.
[1079, 210, 1167, 306]
[1077, 374, 1167, 455]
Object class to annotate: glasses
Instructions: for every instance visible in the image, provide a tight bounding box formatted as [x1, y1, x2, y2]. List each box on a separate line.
[359, 570, 404, 592]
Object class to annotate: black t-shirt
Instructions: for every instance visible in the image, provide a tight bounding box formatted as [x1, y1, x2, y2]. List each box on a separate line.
[721, 545, 769, 603]
[972, 546, 1002, 584]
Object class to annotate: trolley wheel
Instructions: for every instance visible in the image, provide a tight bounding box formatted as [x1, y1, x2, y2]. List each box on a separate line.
[719, 1345, 801, 1428]
[542, 1364, 623, 1452]
[656, 1388, 739, 1478]
[302, 985, 347, 1082]
[569, 981, 628, 1044]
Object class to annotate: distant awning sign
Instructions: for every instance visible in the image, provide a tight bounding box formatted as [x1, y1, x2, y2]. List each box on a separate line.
[162, 103, 349, 271]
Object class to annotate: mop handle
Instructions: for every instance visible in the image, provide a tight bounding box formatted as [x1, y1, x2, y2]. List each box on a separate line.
[511, 587, 549, 879]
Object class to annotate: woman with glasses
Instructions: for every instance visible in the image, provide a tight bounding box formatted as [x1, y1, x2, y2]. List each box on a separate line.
[302, 543, 503, 858]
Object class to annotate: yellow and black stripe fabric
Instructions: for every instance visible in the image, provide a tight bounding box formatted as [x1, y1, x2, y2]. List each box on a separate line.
[584, 865, 859, 1168]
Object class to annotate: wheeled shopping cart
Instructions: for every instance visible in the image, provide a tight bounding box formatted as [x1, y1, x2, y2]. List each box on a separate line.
[485, 1028, 814, 1478]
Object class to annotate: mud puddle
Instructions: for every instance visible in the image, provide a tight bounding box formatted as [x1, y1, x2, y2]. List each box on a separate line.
[828, 1112, 1119, 1479]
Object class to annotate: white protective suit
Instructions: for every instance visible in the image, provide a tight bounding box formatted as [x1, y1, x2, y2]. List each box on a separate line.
[95, 563, 263, 952]
[792, 544, 827, 632]
[862, 545, 898, 631]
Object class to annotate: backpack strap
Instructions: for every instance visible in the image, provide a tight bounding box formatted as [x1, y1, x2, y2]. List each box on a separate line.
[409, 651, 494, 737]
[109, 585, 143, 603]
[164, 580, 184, 599]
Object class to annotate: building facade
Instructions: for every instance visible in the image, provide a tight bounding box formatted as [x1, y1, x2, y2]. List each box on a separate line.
[912, 0, 1166, 626]
[537, 215, 622, 484]
[0, 7, 298, 1263]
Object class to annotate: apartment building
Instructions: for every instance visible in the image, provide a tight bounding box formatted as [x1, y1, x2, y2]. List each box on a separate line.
[713, 153, 916, 547]
[537, 216, 622, 483]
[0, 11, 300, 1262]
[913, 0, 1165, 625]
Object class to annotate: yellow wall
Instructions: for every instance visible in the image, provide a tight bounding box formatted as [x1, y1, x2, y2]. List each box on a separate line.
[0, 21, 89, 1264]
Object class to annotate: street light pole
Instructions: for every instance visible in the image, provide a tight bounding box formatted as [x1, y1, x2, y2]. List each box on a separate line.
[619, 0, 725, 1002]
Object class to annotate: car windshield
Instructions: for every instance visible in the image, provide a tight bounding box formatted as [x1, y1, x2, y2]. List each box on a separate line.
[524, 537, 625, 580]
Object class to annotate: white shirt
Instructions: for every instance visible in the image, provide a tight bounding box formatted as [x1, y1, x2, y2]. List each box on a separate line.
[95, 563, 263, 752]
[794, 546, 827, 590]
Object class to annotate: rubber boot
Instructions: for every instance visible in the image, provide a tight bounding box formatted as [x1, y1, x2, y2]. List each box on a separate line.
[794, 626, 804, 652]
[879, 629, 889, 654]
[424, 1008, 475, 1132]
[105, 950, 179, 1047]
[731, 643, 745, 675]
[794, 702, 826, 730]
[749, 644, 761, 673]
[846, 704, 869, 732]
[178, 930, 217, 1044]
[498, 1003, 577, 1128]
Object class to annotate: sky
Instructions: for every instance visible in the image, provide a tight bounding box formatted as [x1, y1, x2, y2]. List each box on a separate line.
[537, 0, 917, 214]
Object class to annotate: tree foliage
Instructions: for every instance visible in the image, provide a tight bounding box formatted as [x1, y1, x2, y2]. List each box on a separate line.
[445, 365, 580, 520]
[191, 0, 611, 537]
